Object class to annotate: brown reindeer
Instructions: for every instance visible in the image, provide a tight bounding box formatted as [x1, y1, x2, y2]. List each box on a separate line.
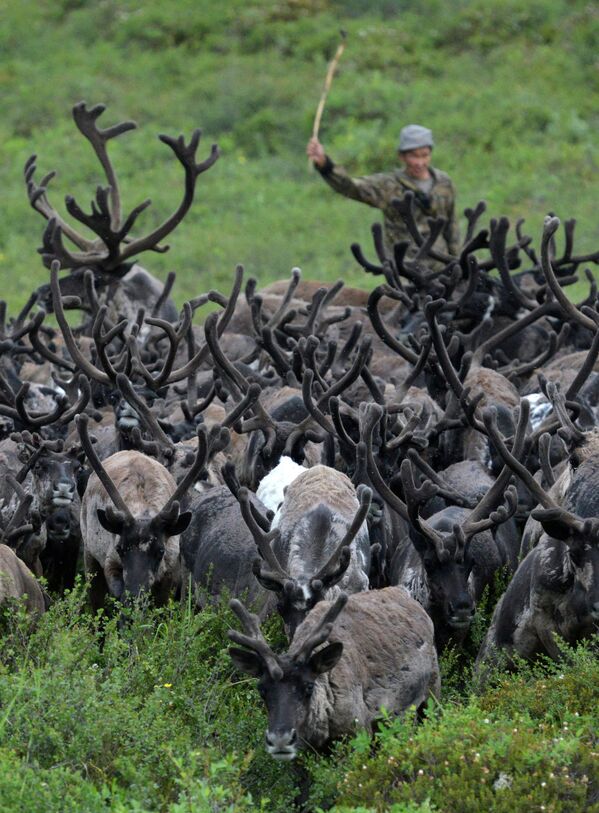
[78, 414, 220, 609]
[229, 588, 439, 760]
[0, 544, 47, 614]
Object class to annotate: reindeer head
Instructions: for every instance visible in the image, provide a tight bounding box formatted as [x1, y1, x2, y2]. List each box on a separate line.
[14, 432, 85, 515]
[228, 594, 347, 760]
[532, 509, 599, 626]
[77, 414, 225, 601]
[99, 503, 190, 600]
[224, 462, 370, 637]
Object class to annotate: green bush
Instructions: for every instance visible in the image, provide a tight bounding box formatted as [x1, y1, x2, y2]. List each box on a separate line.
[308, 643, 599, 811]
[0, 582, 597, 812]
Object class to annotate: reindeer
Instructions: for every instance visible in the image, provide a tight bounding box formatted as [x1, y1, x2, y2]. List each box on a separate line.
[78, 414, 218, 609]
[227, 464, 372, 636]
[0, 544, 47, 614]
[179, 484, 275, 618]
[476, 402, 599, 670]
[25, 102, 218, 322]
[228, 588, 439, 760]
[360, 402, 520, 649]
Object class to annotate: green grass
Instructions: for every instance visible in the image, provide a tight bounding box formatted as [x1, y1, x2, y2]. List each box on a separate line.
[0, 585, 597, 812]
[1, 0, 598, 308]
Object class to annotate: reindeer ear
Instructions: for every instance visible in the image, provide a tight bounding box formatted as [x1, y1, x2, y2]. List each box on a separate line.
[309, 642, 343, 675]
[532, 508, 575, 542]
[251, 560, 285, 594]
[164, 511, 192, 537]
[228, 647, 263, 677]
[408, 528, 430, 556]
[97, 508, 126, 536]
[77, 469, 90, 499]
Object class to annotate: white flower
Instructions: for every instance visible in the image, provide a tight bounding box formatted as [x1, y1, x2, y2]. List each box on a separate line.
[493, 772, 513, 791]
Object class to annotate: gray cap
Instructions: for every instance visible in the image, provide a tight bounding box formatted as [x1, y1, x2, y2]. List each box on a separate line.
[398, 124, 434, 152]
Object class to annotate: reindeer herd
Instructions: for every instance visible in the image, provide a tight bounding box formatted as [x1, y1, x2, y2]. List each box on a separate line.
[1, 103, 599, 761]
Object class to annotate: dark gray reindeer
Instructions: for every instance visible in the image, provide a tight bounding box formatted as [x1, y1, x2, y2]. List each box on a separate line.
[476, 400, 599, 671]
[360, 402, 520, 650]
[228, 588, 439, 761]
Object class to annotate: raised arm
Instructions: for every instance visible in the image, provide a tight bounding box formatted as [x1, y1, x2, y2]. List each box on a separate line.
[306, 137, 387, 209]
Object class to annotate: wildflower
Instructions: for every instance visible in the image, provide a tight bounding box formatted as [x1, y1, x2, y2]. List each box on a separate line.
[163, 683, 172, 688]
[493, 773, 512, 791]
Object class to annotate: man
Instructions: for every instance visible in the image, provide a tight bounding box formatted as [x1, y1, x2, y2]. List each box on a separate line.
[306, 124, 460, 259]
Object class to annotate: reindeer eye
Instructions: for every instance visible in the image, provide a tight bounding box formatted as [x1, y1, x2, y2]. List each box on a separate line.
[304, 683, 314, 698]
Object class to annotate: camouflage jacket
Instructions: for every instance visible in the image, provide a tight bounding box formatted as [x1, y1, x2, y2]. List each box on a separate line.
[317, 156, 460, 258]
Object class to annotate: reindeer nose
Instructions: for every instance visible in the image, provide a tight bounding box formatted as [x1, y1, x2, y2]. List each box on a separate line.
[448, 597, 475, 627]
[266, 728, 297, 746]
[52, 480, 75, 505]
[449, 597, 474, 614]
[265, 728, 297, 750]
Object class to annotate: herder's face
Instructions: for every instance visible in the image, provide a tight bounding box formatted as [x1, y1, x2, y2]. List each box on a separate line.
[398, 146, 432, 179]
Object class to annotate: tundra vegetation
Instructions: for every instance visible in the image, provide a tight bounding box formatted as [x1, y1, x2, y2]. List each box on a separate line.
[1, 2, 599, 812]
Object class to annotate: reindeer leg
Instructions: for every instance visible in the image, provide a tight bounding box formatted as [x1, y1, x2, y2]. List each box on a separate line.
[85, 551, 109, 613]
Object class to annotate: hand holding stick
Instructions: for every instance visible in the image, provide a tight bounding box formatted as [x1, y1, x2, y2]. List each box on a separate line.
[308, 30, 347, 168]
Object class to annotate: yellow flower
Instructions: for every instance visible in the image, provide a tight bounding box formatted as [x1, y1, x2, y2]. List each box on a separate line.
[163, 683, 172, 688]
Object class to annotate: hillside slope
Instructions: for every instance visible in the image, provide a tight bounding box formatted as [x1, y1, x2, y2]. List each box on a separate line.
[1, 0, 598, 307]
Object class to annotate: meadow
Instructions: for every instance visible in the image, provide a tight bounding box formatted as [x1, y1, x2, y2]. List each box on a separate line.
[1, 1, 599, 810]
[1, 0, 598, 307]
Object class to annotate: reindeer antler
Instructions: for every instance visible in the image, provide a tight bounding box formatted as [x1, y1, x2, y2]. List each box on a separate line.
[289, 593, 348, 664]
[309, 484, 372, 590]
[228, 599, 283, 680]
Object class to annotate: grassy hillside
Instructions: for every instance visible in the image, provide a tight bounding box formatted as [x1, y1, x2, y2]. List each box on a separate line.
[1, 0, 598, 308]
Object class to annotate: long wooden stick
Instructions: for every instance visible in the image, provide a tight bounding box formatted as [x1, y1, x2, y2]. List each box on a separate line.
[311, 30, 347, 141]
